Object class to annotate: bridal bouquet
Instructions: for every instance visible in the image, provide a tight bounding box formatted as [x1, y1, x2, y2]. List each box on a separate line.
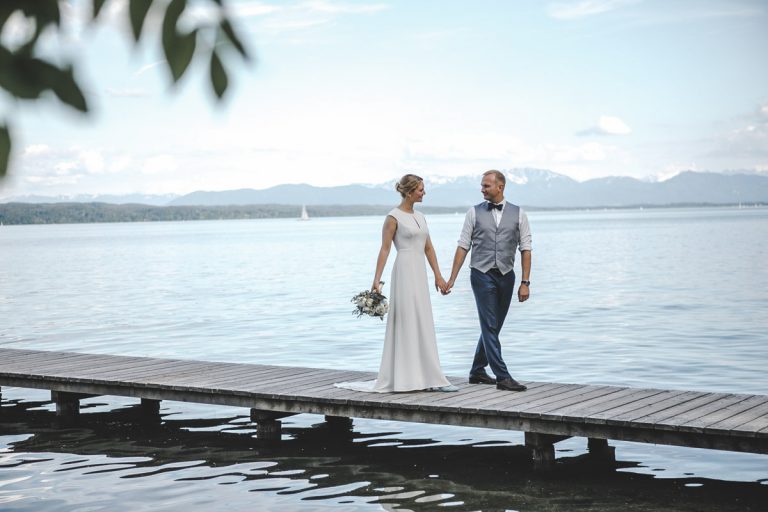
[351, 282, 389, 320]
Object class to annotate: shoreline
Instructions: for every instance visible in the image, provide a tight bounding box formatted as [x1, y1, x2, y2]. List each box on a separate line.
[1, 202, 765, 226]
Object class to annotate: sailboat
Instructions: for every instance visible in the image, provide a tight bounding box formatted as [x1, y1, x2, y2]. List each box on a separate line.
[299, 204, 310, 221]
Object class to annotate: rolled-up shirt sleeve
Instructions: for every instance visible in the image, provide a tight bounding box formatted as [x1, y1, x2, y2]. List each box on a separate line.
[457, 207, 475, 250]
[518, 209, 532, 252]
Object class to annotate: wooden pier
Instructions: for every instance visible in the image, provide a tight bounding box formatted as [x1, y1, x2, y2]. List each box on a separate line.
[1, 348, 766, 470]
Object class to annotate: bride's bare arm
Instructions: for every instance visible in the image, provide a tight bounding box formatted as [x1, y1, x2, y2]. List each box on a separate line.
[424, 235, 447, 292]
[372, 215, 397, 292]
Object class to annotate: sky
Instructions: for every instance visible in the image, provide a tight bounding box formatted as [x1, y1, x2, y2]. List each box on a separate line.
[1, 0, 767, 198]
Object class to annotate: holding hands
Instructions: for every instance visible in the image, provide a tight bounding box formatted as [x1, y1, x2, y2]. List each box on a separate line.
[434, 275, 449, 294]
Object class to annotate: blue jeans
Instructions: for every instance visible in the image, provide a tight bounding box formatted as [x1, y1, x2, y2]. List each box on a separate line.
[470, 267, 516, 380]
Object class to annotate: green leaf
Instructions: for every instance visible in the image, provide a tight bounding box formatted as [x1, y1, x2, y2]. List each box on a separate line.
[22, 0, 60, 26]
[220, 19, 248, 60]
[128, 0, 152, 42]
[0, 47, 88, 112]
[50, 66, 88, 113]
[210, 51, 228, 99]
[0, 124, 10, 178]
[92, 0, 107, 20]
[162, 0, 197, 83]
[168, 30, 197, 83]
[0, 49, 50, 99]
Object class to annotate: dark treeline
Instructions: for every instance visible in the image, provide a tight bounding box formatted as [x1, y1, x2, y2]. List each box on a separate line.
[2, 202, 762, 225]
[0, 202, 466, 225]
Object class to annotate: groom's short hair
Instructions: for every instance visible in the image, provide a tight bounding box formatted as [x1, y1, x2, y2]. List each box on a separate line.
[483, 170, 506, 186]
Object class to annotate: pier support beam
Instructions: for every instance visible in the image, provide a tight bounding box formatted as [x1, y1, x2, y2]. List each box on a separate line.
[250, 409, 294, 441]
[324, 415, 353, 440]
[588, 437, 616, 465]
[52, 391, 81, 426]
[525, 432, 570, 471]
[139, 398, 161, 421]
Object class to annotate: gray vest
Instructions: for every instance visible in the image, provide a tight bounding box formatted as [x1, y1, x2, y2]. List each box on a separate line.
[470, 202, 520, 274]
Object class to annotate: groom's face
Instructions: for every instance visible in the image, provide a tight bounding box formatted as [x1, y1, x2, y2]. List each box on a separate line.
[481, 175, 503, 203]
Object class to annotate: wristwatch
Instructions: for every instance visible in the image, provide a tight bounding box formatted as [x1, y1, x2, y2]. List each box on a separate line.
[520, 280, 531, 286]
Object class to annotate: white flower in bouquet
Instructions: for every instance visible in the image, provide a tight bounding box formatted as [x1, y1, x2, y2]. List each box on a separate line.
[351, 282, 389, 320]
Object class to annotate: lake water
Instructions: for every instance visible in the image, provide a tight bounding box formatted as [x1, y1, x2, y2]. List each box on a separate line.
[1, 207, 767, 511]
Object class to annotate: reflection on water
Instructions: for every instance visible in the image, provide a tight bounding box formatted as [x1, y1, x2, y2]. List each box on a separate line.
[1, 394, 766, 512]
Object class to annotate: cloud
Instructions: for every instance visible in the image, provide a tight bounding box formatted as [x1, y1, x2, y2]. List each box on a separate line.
[549, 142, 609, 162]
[577, 115, 632, 136]
[15, 147, 131, 191]
[134, 61, 165, 77]
[299, 1, 389, 14]
[707, 103, 768, 159]
[548, 0, 638, 20]
[23, 144, 52, 156]
[250, 0, 388, 35]
[233, 3, 283, 17]
[141, 155, 179, 175]
[105, 88, 151, 98]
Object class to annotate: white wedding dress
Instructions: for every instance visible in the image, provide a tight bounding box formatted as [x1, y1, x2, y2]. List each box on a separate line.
[336, 208, 452, 392]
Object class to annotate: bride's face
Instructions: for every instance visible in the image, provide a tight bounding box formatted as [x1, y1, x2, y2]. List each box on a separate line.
[410, 182, 425, 202]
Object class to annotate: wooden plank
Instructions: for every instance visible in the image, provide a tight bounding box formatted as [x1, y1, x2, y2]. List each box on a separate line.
[578, 389, 674, 425]
[451, 383, 575, 415]
[426, 381, 557, 409]
[101, 360, 282, 383]
[0, 349, 91, 365]
[657, 394, 752, 428]
[464, 382, 564, 407]
[57, 360, 210, 382]
[728, 409, 768, 437]
[380, 380, 528, 410]
[666, 394, 760, 431]
[594, 390, 693, 425]
[213, 369, 337, 395]
[630, 392, 725, 427]
[540, 387, 657, 421]
[218, 368, 336, 392]
[514, 386, 631, 423]
[451, 388, 556, 415]
[0, 352, 112, 371]
[513, 385, 621, 414]
[3, 354, 194, 379]
[8, 351, 168, 370]
[576, 387, 669, 416]
[525, 386, 628, 417]
[288, 371, 369, 397]
[175, 370, 342, 394]
[702, 398, 768, 434]
[134, 363, 292, 386]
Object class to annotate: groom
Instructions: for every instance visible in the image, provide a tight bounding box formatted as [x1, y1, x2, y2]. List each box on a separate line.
[444, 170, 532, 391]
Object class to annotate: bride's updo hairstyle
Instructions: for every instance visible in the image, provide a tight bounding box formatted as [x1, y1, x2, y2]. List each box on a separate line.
[395, 174, 423, 197]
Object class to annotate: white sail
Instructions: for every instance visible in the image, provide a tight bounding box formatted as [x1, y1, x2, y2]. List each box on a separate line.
[299, 205, 310, 221]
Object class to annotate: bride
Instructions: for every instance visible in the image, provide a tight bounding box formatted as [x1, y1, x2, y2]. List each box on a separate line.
[337, 174, 458, 393]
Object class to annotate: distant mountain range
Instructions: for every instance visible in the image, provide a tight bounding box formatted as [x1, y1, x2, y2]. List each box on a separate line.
[4, 170, 768, 208]
[169, 169, 768, 208]
[0, 193, 177, 206]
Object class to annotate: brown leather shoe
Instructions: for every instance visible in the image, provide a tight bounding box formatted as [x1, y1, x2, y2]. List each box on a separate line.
[468, 372, 496, 384]
[496, 378, 527, 391]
